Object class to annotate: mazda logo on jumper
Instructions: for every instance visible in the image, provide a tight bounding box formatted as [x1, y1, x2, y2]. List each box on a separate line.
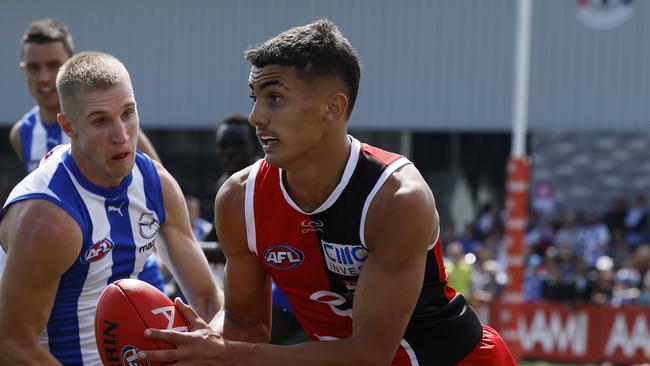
[301, 219, 324, 233]
[138, 212, 159, 239]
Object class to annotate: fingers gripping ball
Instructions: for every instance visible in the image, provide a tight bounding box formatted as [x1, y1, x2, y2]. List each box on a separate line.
[95, 278, 189, 366]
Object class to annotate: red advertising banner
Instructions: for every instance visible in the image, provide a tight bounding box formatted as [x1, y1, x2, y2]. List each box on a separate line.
[485, 301, 650, 364]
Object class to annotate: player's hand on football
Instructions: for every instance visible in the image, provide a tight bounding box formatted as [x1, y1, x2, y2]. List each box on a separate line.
[138, 297, 227, 365]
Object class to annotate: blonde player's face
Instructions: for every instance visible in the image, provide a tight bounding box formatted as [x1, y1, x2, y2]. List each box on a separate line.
[66, 83, 139, 187]
[247, 64, 329, 168]
[21, 42, 70, 114]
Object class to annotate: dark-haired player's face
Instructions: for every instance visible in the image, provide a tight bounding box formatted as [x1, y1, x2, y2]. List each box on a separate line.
[247, 65, 328, 168]
[21, 42, 70, 115]
[216, 123, 258, 175]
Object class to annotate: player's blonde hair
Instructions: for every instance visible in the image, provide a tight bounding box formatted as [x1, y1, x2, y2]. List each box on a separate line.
[56, 51, 132, 119]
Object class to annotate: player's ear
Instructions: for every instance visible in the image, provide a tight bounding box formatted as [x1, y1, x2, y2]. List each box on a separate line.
[58, 113, 76, 137]
[324, 92, 348, 123]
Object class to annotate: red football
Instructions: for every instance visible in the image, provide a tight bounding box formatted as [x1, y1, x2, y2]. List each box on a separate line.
[95, 278, 188, 366]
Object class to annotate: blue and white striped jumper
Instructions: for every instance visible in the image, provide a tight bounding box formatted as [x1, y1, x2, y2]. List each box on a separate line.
[17, 106, 164, 290]
[17, 105, 70, 173]
[0, 144, 165, 365]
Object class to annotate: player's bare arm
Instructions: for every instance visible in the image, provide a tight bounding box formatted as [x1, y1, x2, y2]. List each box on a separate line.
[8, 121, 23, 162]
[0, 200, 82, 365]
[140, 164, 437, 365]
[136, 129, 161, 162]
[153, 161, 222, 322]
[215, 166, 273, 342]
[348, 163, 437, 362]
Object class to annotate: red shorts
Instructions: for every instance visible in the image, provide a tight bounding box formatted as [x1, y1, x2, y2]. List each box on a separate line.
[455, 325, 516, 366]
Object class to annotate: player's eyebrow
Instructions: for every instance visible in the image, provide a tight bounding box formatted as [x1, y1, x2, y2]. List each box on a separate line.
[86, 102, 136, 119]
[249, 79, 286, 91]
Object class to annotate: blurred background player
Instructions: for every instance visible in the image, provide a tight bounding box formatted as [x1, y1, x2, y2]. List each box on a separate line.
[214, 113, 261, 190]
[0, 51, 222, 365]
[9, 18, 166, 292]
[186, 194, 213, 241]
[204, 113, 259, 243]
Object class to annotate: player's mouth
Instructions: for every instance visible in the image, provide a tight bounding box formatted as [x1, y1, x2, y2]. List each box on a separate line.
[38, 86, 57, 95]
[258, 133, 279, 150]
[112, 152, 130, 160]
[260, 137, 279, 146]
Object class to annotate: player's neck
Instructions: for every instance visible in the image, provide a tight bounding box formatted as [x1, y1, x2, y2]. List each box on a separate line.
[39, 105, 60, 125]
[284, 135, 351, 213]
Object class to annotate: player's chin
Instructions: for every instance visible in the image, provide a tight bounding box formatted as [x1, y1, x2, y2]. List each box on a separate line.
[263, 153, 285, 168]
[109, 155, 135, 176]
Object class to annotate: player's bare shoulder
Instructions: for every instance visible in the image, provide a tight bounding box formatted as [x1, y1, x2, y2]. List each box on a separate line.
[214, 165, 254, 255]
[0, 199, 82, 269]
[215, 164, 254, 209]
[365, 164, 438, 251]
[9, 120, 23, 161]
[152, 159, 174, 187]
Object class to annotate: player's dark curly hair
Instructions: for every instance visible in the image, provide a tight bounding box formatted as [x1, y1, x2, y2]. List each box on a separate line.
[245, 19, 361, 118]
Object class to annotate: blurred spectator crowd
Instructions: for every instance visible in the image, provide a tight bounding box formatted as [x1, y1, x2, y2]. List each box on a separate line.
[442, 193, 650, 308]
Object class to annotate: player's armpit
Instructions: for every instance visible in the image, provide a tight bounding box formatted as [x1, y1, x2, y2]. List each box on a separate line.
[0, 200, 82, 365]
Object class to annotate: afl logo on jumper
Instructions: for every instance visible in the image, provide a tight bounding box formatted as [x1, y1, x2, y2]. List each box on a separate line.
[139, 212, 159, 239]
[321, 241, 368, 277]
[263, 245, 304, 270]
[81, 239, 114, 263]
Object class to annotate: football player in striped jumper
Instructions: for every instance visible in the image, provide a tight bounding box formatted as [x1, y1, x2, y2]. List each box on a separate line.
[140, 20, 514, 366]
[10, 18, 167, 296]
[0, 52, 223, 365]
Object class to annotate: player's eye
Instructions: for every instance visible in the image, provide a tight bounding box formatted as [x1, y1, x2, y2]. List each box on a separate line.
[93, 118, 107, 126]
[47, 62, 62, 72]
[122, 110, 134, 120]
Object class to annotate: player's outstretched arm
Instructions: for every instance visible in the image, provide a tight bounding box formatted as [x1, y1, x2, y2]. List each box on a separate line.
[0, 200, 82, 365]
[8, 121, 23, 163]
[140, 164, 437, 366]
[154, 161, 222, 323]
[214, 168, 273, 342]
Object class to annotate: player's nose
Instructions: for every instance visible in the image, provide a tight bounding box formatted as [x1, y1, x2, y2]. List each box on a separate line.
[111, 120, 130, 144]
[248, 104, 269, 127]
[36, 68, 53, 83]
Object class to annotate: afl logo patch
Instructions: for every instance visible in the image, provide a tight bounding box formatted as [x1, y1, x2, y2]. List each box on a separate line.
[82, 238, 114, 263]
[121, 345, 150, 366]
[263, 245, 304, 270]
